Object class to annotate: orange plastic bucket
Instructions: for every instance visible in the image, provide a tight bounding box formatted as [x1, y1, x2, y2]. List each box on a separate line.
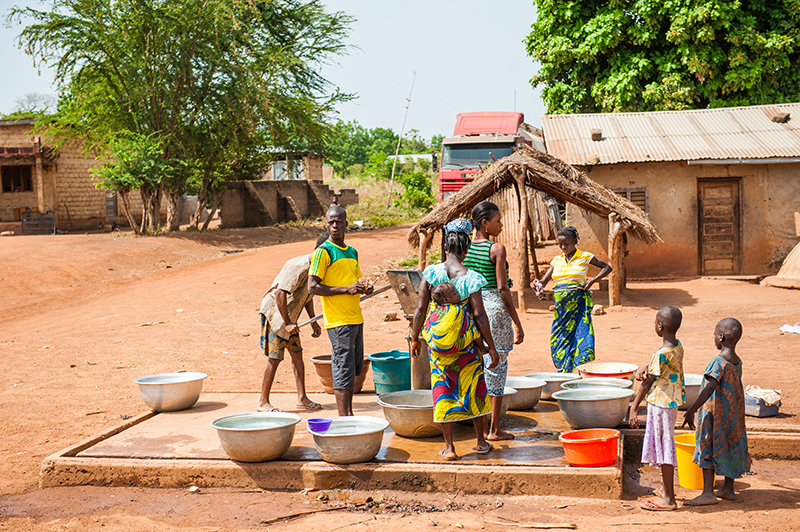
[674, 433, 704, 490]
[559, 429, 619, 467]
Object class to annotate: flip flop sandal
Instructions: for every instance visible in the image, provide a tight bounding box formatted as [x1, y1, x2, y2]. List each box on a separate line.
[476, 443, 493, 455]
[640, 501, 676, 511]
[439, 449, 459, 461]
[297, 402, 323, 411]
[258, 406, 280, 412]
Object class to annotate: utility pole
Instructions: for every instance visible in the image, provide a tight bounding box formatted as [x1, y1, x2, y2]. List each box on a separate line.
[387, 71, 416, 208]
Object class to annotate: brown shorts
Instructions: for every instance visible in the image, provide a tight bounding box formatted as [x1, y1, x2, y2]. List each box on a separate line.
[260, 314, 303, 360]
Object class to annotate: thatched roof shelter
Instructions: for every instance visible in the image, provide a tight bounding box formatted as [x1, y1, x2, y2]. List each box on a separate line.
[408, 144, 662, 308]
[409, 144, 660, 247]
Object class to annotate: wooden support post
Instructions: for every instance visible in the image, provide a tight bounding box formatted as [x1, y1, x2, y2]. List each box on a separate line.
[418, 230, 434, 271]
[35, 137, 45, 213]
[524, 187, 542, 281]
[608, 213, 631, 307]
[511, 166, 531, 312]
[620, 234, 628, 289]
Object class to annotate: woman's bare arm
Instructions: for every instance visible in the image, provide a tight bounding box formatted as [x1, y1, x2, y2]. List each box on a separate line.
[584, 256, 612, 290]
[409, 279, 431, 359]
[491, 243, 524, 344]
[470, 291, 499, 369]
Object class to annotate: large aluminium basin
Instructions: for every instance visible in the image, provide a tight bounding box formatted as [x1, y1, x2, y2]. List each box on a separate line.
[309, 416, 389, 464]
[377, 390, 442, 438]
[134, 372, 207, 412]
[523, 372, 581, 400]
[680, 374, 705, 410]
[551, 388, 635, 429]
[211, 412, 301, 462]
[505, 377, 546, 411]
[561, 377, 633, 390]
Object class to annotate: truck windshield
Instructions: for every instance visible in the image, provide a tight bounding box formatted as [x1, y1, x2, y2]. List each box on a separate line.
[442, 143, 515, 169]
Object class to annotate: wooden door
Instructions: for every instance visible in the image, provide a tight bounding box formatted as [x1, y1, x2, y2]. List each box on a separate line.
[698, 179, 740, 275]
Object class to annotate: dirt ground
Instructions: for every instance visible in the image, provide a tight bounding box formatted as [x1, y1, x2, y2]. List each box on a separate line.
[1, 224, 799, 531]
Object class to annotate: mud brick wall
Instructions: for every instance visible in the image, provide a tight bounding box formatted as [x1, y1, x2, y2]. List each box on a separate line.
[302, 155, 323, 181]
[53, 142, 106, 231]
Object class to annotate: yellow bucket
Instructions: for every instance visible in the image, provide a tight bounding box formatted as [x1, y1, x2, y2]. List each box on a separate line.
[674, 433, 704, 490]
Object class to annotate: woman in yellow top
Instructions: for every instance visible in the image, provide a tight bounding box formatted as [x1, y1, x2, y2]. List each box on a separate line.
[537, 226, 612, 373]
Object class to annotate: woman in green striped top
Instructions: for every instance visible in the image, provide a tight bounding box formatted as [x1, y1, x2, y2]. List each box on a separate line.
[464, 201, 525, 441]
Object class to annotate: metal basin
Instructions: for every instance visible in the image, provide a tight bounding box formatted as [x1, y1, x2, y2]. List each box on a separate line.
[211, 412, 301, 462]
[577, 362, 639, 382]
[377, 390, 442, 438]
[551, 388, 636, 429]
[561, 377, 633, 390]
[134, 372, 207, 412]
[680, 374, 705, 410]
[523, 372, 581, 400]
[505, 377, 546, 410]
[309, 416, 389, 464]
[497, 386, 518, 418]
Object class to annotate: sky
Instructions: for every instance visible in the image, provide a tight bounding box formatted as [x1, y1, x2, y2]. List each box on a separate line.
[0, 0, 546, 141]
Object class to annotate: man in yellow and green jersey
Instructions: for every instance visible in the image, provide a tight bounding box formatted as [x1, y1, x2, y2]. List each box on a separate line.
[309, 206, 373, 416]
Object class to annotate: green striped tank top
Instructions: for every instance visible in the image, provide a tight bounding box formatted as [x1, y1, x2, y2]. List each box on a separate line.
[464, 240, 509, 290]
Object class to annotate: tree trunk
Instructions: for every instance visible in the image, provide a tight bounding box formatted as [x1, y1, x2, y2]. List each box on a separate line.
[200, 189, 220, 231]
[139, 188, 151, 234]
[165, 191, 183, 232]
[511, 166, 531, 313]
[118, 190, 141, 235]
[190, 171, 213, 229]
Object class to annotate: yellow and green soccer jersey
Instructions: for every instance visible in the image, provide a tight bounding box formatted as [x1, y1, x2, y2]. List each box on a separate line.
[309, 240, 363, 328]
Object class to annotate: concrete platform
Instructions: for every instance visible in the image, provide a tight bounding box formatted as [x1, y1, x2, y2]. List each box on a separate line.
[40, 392, 624, 499]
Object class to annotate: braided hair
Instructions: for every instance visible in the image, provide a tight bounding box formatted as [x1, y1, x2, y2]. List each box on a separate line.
[557, 226, 579, 243]
[471, 201, 500, 232]
[444, 230, 471, 256]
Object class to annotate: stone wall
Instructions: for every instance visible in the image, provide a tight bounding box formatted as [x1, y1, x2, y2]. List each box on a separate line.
[221, 179, 358, 228]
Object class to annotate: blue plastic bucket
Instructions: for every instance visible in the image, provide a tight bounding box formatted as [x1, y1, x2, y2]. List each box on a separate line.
[367, 350, 411, 394]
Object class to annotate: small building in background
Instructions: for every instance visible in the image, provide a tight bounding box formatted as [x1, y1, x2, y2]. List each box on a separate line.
[0, 119, 108, 234]
[543, 103, 800, 277]
[220, 152, 357, 228]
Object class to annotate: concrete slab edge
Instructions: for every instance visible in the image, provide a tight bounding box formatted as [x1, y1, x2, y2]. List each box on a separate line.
[621, 429, 800, 461]
[40, 456, 622, 498]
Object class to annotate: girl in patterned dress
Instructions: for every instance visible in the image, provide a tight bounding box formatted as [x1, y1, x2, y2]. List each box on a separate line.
[410, 219, 500, 461]
[629, 306, 685, 511]
[464, 201, 524, 441]
[682, 318, 751, 506]
[537, 226, 612, 373]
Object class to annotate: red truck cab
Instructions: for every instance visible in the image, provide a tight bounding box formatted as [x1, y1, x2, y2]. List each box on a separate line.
[438, 112, 545, 202]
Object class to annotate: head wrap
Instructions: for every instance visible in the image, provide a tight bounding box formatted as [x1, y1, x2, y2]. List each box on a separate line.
[444, 218, 473, 235]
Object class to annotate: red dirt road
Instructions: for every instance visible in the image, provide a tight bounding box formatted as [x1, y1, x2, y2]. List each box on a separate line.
[1, 225, 799, 530]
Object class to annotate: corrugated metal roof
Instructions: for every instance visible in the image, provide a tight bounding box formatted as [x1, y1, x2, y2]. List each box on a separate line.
[542, 103, 800, 165]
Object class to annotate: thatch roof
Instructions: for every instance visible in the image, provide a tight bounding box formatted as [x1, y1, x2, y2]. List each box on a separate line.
[408, 145, 661, 247]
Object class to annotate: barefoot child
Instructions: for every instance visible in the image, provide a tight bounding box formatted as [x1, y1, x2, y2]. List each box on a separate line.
[629, 306, 685, 511]
[682, 318, 751, 506]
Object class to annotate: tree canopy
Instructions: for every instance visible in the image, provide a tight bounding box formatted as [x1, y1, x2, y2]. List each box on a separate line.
[324, 120, 442, 175]
[526, 0, 800, 113]
[10, 0, 353, 232]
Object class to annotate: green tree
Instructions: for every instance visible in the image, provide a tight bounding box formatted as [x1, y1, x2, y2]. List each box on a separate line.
[526, 0, 800, 113]
[11, 0, 352, 231]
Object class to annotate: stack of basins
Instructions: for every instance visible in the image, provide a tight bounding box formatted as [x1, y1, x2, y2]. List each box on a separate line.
[526, 362, 640, 467]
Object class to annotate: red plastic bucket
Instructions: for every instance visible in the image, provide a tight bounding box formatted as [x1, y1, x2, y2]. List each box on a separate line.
[559, 429, 620, 467]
